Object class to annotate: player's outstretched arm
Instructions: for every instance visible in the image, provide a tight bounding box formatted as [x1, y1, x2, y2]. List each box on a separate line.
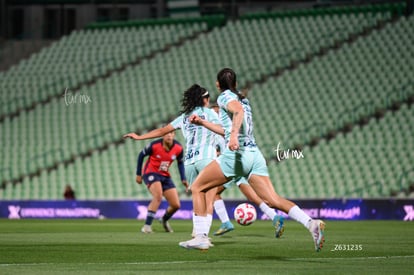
[190, 114, 225, 136]
[123, 124, 175, 140]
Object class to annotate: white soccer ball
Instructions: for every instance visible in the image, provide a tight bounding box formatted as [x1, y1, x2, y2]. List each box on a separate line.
[234, 203, 257, 226]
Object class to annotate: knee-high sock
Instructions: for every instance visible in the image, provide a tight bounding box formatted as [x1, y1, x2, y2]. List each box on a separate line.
[288, 205, 312, 229]
[145, 210, 156, 226]
[214, 199, 230, 223]
[259, 202, 276, 221]
[193, 214, 209, 236]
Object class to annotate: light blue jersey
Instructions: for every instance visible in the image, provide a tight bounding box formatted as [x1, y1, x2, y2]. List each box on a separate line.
[170, 107, 220, 165]
[216, 89, 268, 180]
[214, 134, 226, 154]
[217, 90, 257, 150]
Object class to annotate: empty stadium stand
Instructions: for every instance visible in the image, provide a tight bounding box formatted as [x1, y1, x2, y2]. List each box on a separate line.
[1, 2, 412, 200]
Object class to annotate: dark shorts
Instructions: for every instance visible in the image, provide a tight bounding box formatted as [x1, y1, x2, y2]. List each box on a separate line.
[142, 173, 176, 191]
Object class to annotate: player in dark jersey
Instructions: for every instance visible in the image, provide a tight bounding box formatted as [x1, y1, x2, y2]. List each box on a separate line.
[136, 131, 188, 233]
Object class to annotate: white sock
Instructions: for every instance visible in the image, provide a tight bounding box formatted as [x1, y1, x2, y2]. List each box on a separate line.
[206, 214, 213, 236]
[191, 213, 196, 237]
[193, 214, 209, 236]
[214, 199, 230, 223]
[259, 202, 276, 221]
[288, 205, 312, 229]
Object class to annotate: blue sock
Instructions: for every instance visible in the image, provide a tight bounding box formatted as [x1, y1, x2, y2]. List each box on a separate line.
[145, 210, 156, 226]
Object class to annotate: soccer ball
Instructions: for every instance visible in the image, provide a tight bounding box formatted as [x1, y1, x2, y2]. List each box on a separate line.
[234, 203, 257, 226]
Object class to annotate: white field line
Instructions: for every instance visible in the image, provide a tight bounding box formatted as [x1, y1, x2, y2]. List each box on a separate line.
[1, 255, 414, 267]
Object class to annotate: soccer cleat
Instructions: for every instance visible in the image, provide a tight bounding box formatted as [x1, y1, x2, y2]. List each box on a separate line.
[207, 238, 214, 248]
[141, 224, 153, 234]
[309, 219, 326, 252]
[159, 218, 173, 233]
[273, 215, 285, 238]
[179, 235, 210, 250]
[213, 221, 235, 236]
[190, 230, 213, 247]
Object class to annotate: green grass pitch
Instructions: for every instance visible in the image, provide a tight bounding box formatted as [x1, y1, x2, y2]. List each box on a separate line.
[0, 219, 413, 274]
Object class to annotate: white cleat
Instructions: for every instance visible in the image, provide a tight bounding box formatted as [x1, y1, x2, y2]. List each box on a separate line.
[207, 238, 214, 248]
[159, 218, 173, 233]
[309, 219, 326, 252]
[179, 235, 210, 250]
[141, 224, 153, 234]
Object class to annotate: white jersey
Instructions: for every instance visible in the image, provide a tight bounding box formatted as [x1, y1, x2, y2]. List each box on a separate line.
[170, 107, 220, 165]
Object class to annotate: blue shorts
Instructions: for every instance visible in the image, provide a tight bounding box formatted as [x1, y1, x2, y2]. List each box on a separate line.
[185, 158, 215, 186]
[142, 173, 176, 191]
[217, 148, 269, 182]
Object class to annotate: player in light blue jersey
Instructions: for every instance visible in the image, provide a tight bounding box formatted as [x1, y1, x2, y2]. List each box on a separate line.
[210, 103, 283, 238]
[179, 68, 326, 252]
[170, 91, 219, 171]
[124, 84, 221, 244]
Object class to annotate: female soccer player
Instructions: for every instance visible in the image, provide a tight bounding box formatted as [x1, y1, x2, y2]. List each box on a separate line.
[124, 84, 222, 242]
[135, 131, 187, 233]
[180, 68, 325, 252]
[210, 104, 284, 238]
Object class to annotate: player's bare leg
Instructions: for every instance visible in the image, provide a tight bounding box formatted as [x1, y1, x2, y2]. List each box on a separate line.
[160, 188, 181, 232]
[142, 181, 163, 233]
[249, 174, 325, 251]
[239, 183, 284, 238]
[179, 161, 228, 250]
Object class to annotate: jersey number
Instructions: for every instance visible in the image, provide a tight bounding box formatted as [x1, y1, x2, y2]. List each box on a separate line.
[159, 161, 169, 172]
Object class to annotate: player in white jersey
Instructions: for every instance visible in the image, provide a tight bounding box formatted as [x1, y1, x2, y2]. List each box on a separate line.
[124, 84, 220, 244]
[179, 68, 326, 252]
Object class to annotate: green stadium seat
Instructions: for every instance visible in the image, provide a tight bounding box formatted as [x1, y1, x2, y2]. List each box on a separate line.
[0, 7, 411, 200]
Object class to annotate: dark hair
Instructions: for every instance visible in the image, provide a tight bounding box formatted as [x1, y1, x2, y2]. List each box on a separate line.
[210, 102, 219, 108]
[217, 68, 245, 100]
[180, 84, 209, 115]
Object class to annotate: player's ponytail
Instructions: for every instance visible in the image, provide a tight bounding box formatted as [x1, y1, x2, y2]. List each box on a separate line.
[217, 68, 245, 100]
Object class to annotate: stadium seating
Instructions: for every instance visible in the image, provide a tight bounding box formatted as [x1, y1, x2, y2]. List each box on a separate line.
[268, 103, 414, 199]
[0, 22, 208, 118]
[1, 3, 412, 200]
[251, 14, 414, 156]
